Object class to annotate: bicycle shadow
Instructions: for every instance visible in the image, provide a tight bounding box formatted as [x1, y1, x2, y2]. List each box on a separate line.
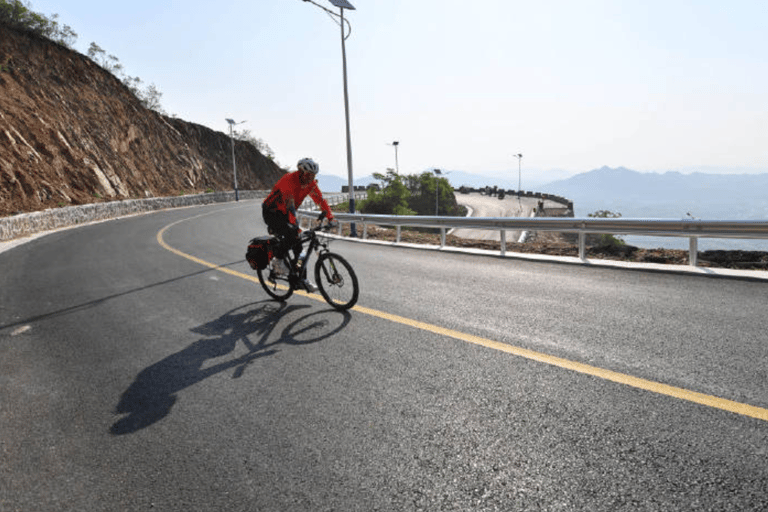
[110, 302, 351, 435]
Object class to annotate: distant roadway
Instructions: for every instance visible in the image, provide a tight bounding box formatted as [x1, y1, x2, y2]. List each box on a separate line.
[453, 192, 563, 241]
[2, 200, 767, 511]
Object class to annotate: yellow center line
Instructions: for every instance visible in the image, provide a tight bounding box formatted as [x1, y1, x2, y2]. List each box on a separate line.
[158, 218, 768, 423]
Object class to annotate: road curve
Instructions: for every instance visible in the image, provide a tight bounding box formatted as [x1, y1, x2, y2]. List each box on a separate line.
[453, 192, 562, 241]
[2, 200, 768, 511]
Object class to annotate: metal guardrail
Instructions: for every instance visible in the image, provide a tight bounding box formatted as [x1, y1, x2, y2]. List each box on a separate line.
[298, 208, 768, 267]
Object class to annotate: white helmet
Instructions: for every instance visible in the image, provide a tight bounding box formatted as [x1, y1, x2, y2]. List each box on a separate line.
[297, 158, 319, 174]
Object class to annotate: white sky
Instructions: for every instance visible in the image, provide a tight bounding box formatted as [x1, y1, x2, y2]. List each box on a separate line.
[31, 0, 768, 183]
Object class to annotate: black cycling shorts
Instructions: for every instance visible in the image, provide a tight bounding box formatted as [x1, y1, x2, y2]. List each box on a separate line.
[262, 205, 300, 257]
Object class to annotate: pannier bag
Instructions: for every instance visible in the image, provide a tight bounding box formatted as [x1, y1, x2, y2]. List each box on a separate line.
[246, 236, 276, 270]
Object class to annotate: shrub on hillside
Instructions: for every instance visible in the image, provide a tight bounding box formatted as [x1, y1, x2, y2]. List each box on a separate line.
[0, 0, 77, 47]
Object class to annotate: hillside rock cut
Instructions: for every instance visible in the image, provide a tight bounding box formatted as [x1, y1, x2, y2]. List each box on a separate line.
[0, 25, 283, 217]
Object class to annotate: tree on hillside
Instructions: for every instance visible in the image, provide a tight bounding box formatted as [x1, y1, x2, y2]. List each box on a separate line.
[0, 0, 77, 47]
[364, 170, 416, 216]
[407, 171, 459, 216]
[86, 42, 166, 115]
[233, 129, 277, 163]
[87, 42, 123, 74]
[364, 169, 461, 217]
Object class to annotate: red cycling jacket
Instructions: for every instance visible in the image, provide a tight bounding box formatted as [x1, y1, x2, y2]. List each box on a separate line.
[263, 171, 334, 225]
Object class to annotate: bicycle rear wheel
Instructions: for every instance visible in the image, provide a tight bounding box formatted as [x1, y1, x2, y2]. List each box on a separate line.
[314, 252, 359, 311]
[257, 255, 294, 301]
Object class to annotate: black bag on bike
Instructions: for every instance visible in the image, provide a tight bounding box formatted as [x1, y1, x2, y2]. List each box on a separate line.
[246, 236, 276, 270]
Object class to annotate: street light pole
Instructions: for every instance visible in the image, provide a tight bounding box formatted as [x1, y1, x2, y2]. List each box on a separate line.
[338, 2, 356, 235]
[390, 141, 399, 174]
[433, 169, 451, 216]
[303, 0, 357, 235]
[514, 153, 523, 198]
[226, 118, 247, 201]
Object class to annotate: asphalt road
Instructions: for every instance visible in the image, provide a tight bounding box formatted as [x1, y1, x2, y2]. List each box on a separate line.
[2, 200, 768, 511]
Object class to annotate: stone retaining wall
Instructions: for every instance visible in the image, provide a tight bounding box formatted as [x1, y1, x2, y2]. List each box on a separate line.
[0, 190, 269, 241]
[458, 187, 573, 210]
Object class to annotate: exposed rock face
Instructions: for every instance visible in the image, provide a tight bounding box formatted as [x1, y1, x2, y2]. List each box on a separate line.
[0, 25, 284, 217]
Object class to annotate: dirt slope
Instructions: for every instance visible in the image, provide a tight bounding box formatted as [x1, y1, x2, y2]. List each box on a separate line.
[0, 25, 283, 217]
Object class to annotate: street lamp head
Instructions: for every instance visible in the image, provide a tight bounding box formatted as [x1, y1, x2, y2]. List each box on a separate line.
[329, 0, 355, 9]
[226, 118, 235, 125]
[393, 141, 399, 146]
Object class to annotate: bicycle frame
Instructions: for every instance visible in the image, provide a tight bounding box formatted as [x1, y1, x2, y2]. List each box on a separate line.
[291, 225, 331, 281]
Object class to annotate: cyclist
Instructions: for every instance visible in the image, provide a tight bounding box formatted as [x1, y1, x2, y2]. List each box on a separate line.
[262, 157, 337, 291]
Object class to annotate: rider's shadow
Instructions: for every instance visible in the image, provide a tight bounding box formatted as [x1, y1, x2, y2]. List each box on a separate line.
[110, 302, 351, 435]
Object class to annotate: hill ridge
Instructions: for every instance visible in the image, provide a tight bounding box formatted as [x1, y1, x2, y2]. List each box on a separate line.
[0, 24, 283, 217]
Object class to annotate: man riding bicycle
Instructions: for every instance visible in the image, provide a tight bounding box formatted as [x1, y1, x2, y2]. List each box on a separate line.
[262, 157, 337, 291]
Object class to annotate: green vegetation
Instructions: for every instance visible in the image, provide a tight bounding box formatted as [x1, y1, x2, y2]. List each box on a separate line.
[362, 169, 464, 217]
[329, 199, 362, 214]
[86, 42, 165, 115]
[231, 128, 276, 163]
[588, 209, 625, 247]
[0, 0, 77, 47]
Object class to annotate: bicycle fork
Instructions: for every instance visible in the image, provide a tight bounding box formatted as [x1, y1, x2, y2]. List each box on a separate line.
[317, 252, 341, 285]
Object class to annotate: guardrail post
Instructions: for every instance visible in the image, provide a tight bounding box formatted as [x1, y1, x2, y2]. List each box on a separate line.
[500, 230, 506, 256]
[579, 232, 586, 260]
[440, 228, 446, 248]
[363, 222, 368, 239]
[689, 237, 698, 266]
[396, 225, 401, 244]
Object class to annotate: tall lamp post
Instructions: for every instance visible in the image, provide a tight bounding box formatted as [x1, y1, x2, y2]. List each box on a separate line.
[302, 0, 357, 235]
[433, 169, 451, 216]
[226, 118, 247, 201]
[389, 141, 400, 174]
[513, 153, 523, 198]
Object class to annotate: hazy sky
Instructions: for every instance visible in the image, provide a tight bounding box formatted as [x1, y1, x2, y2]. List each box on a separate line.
[31, 0, 768, 184]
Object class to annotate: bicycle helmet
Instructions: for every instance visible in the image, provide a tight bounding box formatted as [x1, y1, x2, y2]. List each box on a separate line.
[297, 158, 320, 175]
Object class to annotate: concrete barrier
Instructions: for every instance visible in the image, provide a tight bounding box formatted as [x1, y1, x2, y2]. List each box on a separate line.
[0, 190, 269, 241]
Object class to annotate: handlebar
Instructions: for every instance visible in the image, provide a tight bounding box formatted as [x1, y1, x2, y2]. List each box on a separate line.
[300, 211, 336, 237]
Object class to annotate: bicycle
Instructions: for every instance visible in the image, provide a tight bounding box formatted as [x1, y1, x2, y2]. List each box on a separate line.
[250, 212, 359, 311]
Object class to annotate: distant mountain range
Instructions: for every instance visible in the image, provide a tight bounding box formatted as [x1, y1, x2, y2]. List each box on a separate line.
[542, 166, 768, 250]
[541, 166, 768, 219]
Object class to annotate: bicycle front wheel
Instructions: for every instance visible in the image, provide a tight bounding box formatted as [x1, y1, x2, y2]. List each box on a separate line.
[314, 252, 359, 311]
[257, 255, 294, 302]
